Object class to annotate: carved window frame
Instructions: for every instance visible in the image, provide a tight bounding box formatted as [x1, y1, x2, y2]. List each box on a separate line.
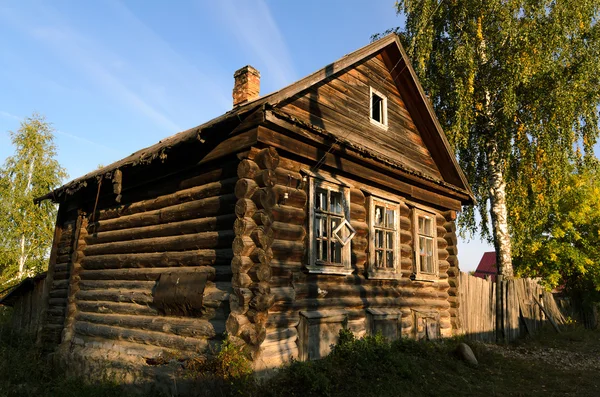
[307, 177, 354, 275]
[412, 208, 438, 280]
[367, 195, 401, 280]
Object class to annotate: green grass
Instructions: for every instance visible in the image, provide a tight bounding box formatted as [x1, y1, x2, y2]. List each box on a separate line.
[1, 305, 599, 397]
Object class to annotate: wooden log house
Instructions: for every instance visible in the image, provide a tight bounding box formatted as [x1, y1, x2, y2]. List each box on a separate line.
[34, 34, 474, 372]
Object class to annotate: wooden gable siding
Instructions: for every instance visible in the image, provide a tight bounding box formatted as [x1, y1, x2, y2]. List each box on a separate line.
[59, 158, 239, 359]
[276, 52, 442, 181]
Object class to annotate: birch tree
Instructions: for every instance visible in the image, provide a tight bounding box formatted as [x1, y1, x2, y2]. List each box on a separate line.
[379, 0, 600, 277]
[0, 114, 66, 285]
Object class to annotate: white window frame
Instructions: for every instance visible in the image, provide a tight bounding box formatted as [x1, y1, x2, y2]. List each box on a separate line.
[367, 195, 401, 280]
[369, 86, 388, 129]
[413, 208, 438, 280]
[307, 177, 353, 275]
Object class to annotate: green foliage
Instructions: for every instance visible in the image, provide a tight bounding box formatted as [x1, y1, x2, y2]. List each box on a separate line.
[0, 113, 67, 286]
[186, 335, 253, 381]
[377, 1, 600, 252]
[514, 166, 600, 303]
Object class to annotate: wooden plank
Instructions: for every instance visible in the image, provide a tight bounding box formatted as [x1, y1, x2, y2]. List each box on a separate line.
[257, 125, 463, 210]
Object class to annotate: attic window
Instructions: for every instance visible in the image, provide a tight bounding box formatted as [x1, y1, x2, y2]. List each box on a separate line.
[370, 87, 388, 128]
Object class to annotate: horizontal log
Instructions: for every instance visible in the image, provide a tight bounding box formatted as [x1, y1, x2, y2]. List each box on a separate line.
[350, 188, 365, 205]
[350, 220, 368, 237]
[81, 249, 232, 270]
[269, 168, 302, 188]
[249, 293, 275, 312]
[78, 280, 156, 291]
[235, 198, 257, 219]
[84, 231, 235, 256]
[86, 215, 236, 245]
[77, 300, 158, 316]
[271, 296, 451, 312]
[265, 312, 300, 329]
[75, 312, 225, 339]
[352, 237, 368, 251]
[53, 271, 69, 281]
[54, 262, 69, 274]
[52, 278, 70, 290]
[271, 239, 305, 261]
[270, 205, 306, 224]
[350, 205, 366, 222]
[261, 186, 307, 209]
[77, 288, 153, 304]
[235, 178, 259, 199]
[271, 221, 306, 241]
[241, 324, 267, 346]
[232, 236, 256, 256]
[237, 159, 261, 179]
[264, 327, 298, 345]
[90, 194, 237, 233]
[232, 273, 252, 288]
[80, 266, 226, 281]
[253, 147, 279, 170]
[252, 210, 272, 228]
[251, 226, 274, 249]
[49, 288, 68, 299]
[250, 247, 273, 266]
[233, 217, 257, 236]
[97, 178, 236, 221]
[226, 313, 250, 336]
[231, 256, 255, 274]
[74, 321, 208, 352]
[179, 164, 238, 191]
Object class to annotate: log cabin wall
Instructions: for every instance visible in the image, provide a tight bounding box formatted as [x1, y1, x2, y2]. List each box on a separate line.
[62, 158, 239, 361]
[40, 212, 79, 347]
[254, 146, 460, 367]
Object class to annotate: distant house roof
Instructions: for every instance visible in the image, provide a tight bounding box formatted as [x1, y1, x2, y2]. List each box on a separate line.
[474, 252, 497, 280]
[0, 273, 47, 307]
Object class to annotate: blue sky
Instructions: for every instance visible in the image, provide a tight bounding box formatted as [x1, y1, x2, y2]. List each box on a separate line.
[0, 0, 493, 270]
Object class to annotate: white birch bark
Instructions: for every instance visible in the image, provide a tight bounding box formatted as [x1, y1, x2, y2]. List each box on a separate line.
[487, 142, 513, 277]
[17, 156, 35, 278]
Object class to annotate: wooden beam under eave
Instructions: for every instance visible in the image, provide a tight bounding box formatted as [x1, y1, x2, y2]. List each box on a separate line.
[256, 125, 463, 211]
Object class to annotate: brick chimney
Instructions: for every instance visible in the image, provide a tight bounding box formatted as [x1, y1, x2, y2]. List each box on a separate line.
[233, 65, 260, 107]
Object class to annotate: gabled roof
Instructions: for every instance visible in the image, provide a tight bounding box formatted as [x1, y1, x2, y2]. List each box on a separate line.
[37, 34, 474, 204]
[474, 252, 497, 276]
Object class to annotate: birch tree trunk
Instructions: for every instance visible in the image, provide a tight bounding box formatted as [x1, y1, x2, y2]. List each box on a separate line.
[487, 140, 513, 277]
[17, 156, 35, 278]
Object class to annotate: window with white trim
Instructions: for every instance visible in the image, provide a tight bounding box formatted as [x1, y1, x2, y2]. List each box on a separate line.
[367, 196, 401, 279]
[369, 87, 388, 128]
[413, 209, 438, 278]
[308, 178, 354, 274]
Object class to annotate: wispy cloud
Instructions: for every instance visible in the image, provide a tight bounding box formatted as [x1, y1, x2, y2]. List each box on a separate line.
[210, 0, 296, 89]
[0, 110, 20, 121]
[29, 24, 183, 133]
[55, 130, 119, 154]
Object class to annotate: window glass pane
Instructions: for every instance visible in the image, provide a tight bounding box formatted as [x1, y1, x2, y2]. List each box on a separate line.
[316, 215, 324, 238]
[386, 251, 394, 268]
[372, 94, 382, 122]
[376, 230, 384, 249]
[376, 250, 383, 267]
[426, 238, 433, 259]
[425, 217, 432, 236]
[321, 240, 328, 262]
[331, 241, 341, 264]
[375, 206, 384, 226]
[418, 216, 424, 234]
[386, 208, 394, 228]
[316, 188, 327, 211]
[386, 232, 394, 250]
[330, 191, 343, 214]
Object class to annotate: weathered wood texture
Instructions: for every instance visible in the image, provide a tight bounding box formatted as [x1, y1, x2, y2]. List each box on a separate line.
[68, 163, 238, 356]
[277, 53, 442, 182]
[260, 152, 454, 365]
[6, 276, 47, 338]
[458, 273, 567, 342]
[40, 216, 78, 346]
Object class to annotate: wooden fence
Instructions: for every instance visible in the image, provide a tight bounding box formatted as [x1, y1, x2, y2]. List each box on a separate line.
[458, 272, 566, 342]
